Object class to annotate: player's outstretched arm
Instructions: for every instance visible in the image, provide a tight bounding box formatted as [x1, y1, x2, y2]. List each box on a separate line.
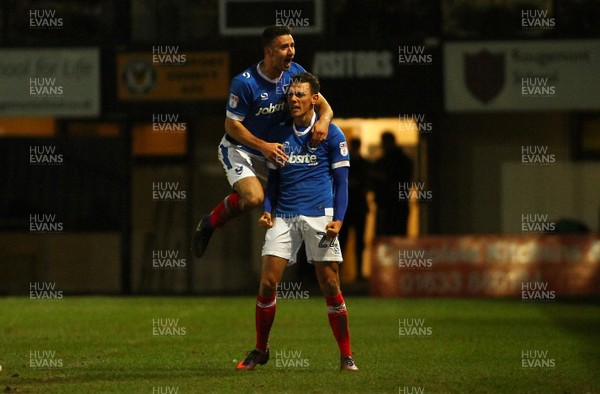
[311, 93, 333, 147]
[225, 117, 288, 165]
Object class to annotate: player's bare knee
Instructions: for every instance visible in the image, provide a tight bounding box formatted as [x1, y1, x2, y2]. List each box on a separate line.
[259, 278, 278, 295]
[320, 277, 340, 296]
[259, 287, 276, 298]
[243, 194, 263, 209]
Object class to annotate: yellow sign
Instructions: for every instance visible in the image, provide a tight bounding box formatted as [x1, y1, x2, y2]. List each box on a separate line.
[117, 51, 229, 101]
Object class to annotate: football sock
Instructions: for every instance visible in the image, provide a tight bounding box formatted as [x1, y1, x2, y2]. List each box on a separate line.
[326, 292, 352, 358]
[255, 293, 277, 352]
[209, 193, 241, 229]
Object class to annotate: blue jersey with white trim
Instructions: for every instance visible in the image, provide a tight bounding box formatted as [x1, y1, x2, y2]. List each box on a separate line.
[268, 118, 350, 217]
[226, 61, 306, 155]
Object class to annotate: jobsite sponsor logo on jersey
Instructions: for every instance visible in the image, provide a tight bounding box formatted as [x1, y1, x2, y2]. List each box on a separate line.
[254, 101, 287, 116]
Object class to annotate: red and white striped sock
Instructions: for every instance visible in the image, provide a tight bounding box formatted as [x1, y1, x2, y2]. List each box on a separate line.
[255, 293, 277, 352]
[209, 193, 240, 229]
[326, 292, 352, 358]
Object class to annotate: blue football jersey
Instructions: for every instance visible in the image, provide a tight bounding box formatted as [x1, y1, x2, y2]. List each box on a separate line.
[225, 61, 306, 155]
[268, 116, 350, 217]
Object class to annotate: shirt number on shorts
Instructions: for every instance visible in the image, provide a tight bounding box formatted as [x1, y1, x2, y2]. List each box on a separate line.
[317, 232, 336, 248]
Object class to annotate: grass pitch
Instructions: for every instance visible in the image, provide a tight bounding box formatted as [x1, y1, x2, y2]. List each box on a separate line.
[1, 296, 599, 393]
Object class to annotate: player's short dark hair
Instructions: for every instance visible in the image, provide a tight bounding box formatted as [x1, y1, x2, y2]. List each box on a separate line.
[262, 25, 293, 48]
[290, 72, 320, 95]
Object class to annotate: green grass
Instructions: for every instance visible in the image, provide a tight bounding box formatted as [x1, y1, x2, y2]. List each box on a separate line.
[1, 297, 599, 393]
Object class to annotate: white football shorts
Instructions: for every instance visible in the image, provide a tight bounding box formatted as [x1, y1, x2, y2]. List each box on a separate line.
[218, 135, 268, 187]
[262, 214, 343, 265]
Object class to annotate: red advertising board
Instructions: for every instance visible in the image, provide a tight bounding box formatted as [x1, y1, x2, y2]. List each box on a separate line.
[371, 236, 600, 297]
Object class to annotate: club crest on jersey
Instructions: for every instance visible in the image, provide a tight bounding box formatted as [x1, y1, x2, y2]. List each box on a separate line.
[229, 93, 239, 108]
[339, 141, 348, 156]
[307, 143, 318, 153]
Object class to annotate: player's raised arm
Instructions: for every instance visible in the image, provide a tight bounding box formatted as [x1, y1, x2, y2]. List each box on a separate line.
[224, 117, 288, 165]
[310, 93, 333, 147]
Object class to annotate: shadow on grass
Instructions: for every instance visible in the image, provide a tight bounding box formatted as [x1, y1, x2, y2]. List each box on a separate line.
[540, 297, 600, 364]
[12, 364, 342, 385]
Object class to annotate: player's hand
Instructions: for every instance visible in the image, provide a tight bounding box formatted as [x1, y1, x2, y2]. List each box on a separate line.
[325, 220, 342, 240]
[261, 142, 288, 166]
[259, 212, 274, 228]
[310, 118, 329, 147]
